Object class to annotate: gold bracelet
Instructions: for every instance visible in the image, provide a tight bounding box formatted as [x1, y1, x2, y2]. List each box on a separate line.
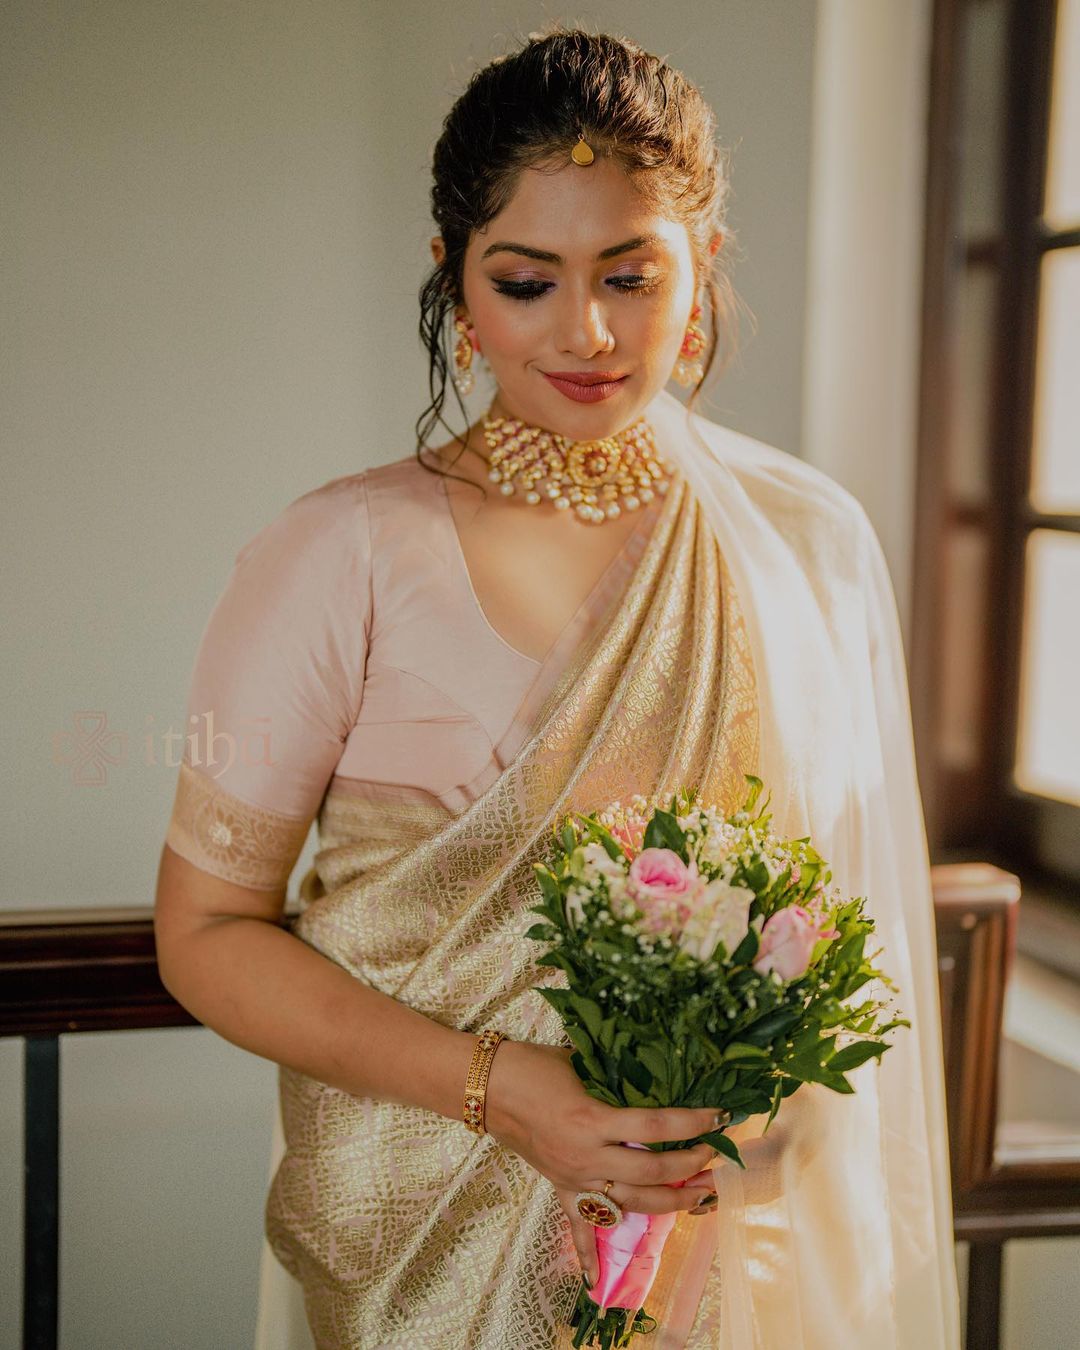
[462, 1028, 506, 1135]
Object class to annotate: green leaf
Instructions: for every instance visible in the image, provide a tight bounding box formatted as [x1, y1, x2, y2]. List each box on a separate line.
[729, 926, 760, 965]
[597, 1016, 617, 1052]
[721, 1041, 770, 1063]
[534, 866, 562, 906]
[568, 1046, 605, 1087]
[740, 1007, 801, 1047]
[622, 1079, 656, 1108]
[637, 1044, 670, 1088]
[829, 1039, 888, 1073]
[568, 995, 604, 1041]
[620, 1049, 653, 1096]
[783, 1056, 856, 1092]
[761, 1079, 783, 1135]
[739, 774, 764, 815]
[642, 808, 687, 856]
[701, 1128, 746, 1169]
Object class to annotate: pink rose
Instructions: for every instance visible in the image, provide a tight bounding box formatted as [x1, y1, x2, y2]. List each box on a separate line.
[627, 848, 705, 936]
[753, 905, 825, 981]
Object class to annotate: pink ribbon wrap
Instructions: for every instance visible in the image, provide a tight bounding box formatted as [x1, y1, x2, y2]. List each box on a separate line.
[587, 1141, 689, 1314]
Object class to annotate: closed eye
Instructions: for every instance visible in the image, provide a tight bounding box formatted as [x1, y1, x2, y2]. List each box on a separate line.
[493, 276, 662, 305]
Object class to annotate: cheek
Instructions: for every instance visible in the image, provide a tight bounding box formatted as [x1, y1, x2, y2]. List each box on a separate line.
[632, 300, 686, 363]
[469, 293, 538, 356]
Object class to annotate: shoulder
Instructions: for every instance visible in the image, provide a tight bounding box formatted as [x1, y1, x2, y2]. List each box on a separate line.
[682, 403, 877, 573]
[233, 453, 450, 574]
[234, 471, 369, 568]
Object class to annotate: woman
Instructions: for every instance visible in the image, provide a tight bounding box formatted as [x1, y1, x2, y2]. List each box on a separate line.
[154, 26, 961, 1350]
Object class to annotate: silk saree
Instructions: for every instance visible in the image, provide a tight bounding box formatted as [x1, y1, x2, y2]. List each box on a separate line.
[258, 388, 961, 1349]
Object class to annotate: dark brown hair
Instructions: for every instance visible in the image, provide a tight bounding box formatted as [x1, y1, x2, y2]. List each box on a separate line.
[415, 23, 747, 493]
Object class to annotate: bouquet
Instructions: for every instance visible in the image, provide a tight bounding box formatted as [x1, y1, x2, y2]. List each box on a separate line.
[525, 776, 910, 1349]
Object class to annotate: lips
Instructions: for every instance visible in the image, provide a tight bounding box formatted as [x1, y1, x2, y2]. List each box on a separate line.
[542, 371, 629, 403]
[543, 370, 627, 386]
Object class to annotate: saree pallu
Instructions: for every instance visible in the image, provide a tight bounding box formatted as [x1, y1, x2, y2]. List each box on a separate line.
[264, 459, 760, 1348]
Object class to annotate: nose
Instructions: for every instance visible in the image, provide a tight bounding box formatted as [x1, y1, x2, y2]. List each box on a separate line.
[554, 289, 614, 358]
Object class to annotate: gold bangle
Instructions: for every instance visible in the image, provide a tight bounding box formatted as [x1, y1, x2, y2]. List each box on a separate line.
[462, 1028, 506, 1135]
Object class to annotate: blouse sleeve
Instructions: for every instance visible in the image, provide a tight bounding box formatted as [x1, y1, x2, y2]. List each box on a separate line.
[164, 472, 373, 891]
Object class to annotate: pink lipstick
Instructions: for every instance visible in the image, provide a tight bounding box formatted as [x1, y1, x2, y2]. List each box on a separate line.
[542, 370, 629, 403]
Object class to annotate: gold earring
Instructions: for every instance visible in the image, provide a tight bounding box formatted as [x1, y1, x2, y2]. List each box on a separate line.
[453, 314, 475, 396]
[672, 303, 707, 387]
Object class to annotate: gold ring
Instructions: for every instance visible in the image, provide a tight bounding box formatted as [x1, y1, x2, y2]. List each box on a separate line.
[574, 1186, 623, 1228]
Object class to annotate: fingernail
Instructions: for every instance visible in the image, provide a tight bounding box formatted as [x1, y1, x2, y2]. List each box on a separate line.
[690, 1193, 718, 1214]
[713, 1109, 731, 1128]
[582, 1270, 594, 1289]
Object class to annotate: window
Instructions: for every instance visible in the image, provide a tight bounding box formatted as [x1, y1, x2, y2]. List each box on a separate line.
[914, 0, 1079, 895]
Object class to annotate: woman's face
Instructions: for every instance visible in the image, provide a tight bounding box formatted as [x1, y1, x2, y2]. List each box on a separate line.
[432, 157, 698, 440]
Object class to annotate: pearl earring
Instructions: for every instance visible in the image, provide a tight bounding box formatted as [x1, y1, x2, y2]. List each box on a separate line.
[672, 303, 707, 387]
[452, 315, 476, 396]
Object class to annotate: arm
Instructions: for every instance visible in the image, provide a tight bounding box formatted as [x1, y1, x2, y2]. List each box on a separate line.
[154, 840, 475, 1116]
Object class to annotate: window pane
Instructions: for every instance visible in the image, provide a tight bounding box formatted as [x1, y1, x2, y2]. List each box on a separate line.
[950, 266, 997, 505]
[1045, 0, 1080, 228]
[1031, 249, 1080, 513]
[1015, 530, 1080, 805]
[960, 0, 1007, 240]
[940, 525, 989, 769]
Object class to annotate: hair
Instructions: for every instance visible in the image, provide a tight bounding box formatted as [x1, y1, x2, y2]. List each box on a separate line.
[415, 23, 749, 495]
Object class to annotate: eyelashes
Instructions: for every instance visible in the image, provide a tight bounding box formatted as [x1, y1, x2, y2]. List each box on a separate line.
[492, 276, 662, 305]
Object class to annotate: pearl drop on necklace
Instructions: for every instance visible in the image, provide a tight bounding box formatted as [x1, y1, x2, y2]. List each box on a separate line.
[480, 408, 675, 524]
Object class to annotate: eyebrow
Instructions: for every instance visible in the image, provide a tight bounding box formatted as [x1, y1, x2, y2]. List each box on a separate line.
[479, 232, 666, 263]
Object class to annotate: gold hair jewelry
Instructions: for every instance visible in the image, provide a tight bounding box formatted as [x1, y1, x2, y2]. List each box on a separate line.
[453, 315, 476, 396]
[462, 1028, 506, 1135]
[575, 1181, 623, 1228]
[672, 302, 707, 387]
[481, 407, 674, 524]
[570, 131, 594, 165]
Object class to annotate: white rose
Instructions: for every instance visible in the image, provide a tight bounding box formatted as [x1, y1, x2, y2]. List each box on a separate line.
[678, 879, 755, 962]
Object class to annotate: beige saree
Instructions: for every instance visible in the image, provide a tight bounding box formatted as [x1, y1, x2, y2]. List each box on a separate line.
[262, 388, 961, 1349]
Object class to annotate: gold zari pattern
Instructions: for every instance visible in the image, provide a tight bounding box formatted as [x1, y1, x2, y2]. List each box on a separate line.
[265, 472, 759, 1347]
[166, 758, 311, 891]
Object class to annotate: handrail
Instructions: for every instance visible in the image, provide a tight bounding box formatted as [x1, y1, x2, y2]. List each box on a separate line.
[0, 905, 199, 1036]
[2, 862, 1077, 1350]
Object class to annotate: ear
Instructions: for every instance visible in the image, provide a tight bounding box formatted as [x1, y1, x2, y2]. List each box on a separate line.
[431, 235, 446, 267]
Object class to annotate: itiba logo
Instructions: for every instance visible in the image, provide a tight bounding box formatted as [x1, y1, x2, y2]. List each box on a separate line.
[51, 711, 274, 787]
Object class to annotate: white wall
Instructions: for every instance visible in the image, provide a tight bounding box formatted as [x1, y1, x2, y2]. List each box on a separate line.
[2, 2, 955, 1346]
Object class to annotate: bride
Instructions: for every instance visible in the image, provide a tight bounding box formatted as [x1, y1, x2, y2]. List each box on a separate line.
[155, 24, 961, 1349]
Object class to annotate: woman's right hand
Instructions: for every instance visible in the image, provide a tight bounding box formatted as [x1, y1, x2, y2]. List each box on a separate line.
[484, 1041, 723, 1284]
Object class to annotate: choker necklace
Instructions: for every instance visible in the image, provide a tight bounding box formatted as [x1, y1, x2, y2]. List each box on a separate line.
[480, 404, 675, 524]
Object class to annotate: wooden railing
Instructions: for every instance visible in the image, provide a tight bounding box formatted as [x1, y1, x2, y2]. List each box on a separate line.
[2, 865, 1078, 1349]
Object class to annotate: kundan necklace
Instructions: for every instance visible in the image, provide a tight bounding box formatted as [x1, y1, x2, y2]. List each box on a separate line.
[480, 403, 675, 525]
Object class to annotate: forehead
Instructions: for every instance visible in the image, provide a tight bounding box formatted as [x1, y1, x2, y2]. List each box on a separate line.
[469, 158, 690, 261]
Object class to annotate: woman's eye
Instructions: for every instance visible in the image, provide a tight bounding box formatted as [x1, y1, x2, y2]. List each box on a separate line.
[609, 275, 661, 293]
[493, 280, 552, 304]
[492, 275, 661, 304]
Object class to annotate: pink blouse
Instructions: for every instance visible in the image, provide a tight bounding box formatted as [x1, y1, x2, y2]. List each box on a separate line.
[164, 453, 662, 890]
